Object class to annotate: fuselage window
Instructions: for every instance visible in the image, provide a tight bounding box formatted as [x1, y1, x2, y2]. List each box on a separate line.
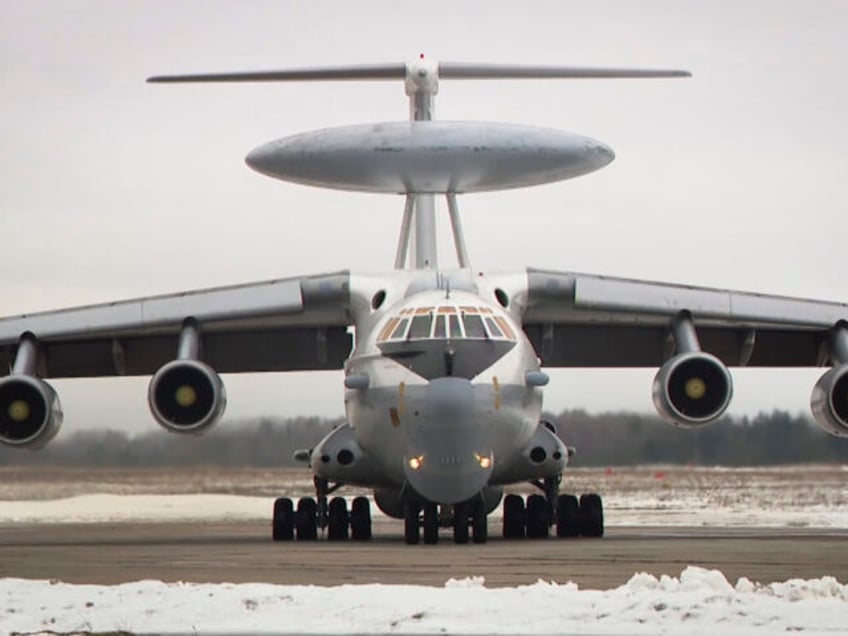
[485, 317, 503, 338]
[408, 314, 432, 340]
[463, 313, 487, 339]
[390, 318, 410, 339]
[433, 314, 447, 339]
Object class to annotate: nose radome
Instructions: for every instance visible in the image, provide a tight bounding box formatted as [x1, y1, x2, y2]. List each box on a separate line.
[402, 377, 492, 504]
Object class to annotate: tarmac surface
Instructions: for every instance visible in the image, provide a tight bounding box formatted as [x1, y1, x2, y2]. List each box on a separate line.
[1, 521, 846, 589]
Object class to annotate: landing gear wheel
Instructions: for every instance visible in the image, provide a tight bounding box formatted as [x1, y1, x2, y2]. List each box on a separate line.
[350, 496, 372, 541]
[422, 503, 439, 545]
[327, 496, 349, 541]
[272, 497, 294, 541]
[556, 494, 580, 538]
[471, 499, 488, 544]
[502, 494, 525, 539]
[296, 497, 318, 541]
[526, 494, 549, 539]
[453, 501, 469, 544]
[579, 493, 604, 537]
[404, 502, 420, 545]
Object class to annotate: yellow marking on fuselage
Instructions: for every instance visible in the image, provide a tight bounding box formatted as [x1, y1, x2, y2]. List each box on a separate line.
[397, 382, 406, 416]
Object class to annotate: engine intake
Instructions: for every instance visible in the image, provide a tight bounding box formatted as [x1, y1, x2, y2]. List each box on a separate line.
[811, 364, 848, 437]
[148, 359, 226, 434]
[653, 352, 732, 427]
[0, 375, 63, 449]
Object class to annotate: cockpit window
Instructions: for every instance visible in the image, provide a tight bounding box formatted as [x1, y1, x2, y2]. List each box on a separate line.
[485, 317, 503, 338]
[462, 313, 487, 339]
[390, 318, 410, 339]
[448, 315, 462, 338]
[408, 314, 432, 340]
[433, 315, 447, 339]
[377, 304, 516, 343]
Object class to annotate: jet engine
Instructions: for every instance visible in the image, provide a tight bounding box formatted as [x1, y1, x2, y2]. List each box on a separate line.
[148, 358, 226, 434]
[0, 375, 63, 449]
[652, 351, 733, 427]
[810, 364, 848, 437]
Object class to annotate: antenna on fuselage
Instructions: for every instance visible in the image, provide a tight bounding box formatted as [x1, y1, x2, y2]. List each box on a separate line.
[148, 58, 690, 271]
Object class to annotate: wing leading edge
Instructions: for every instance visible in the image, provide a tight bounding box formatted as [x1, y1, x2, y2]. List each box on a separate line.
[522, 268, 848, 368]
[0, 271, 352, 378]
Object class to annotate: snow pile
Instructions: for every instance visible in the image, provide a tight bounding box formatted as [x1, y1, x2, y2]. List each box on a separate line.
[2, 567, 846, 635]
[0, 493, 271, 524]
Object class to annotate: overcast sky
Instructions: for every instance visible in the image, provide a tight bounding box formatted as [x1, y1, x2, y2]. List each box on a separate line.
[1, 0, 846, 434]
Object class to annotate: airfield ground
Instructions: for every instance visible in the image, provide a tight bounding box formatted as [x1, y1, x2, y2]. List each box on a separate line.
[1, 465, 846, 588]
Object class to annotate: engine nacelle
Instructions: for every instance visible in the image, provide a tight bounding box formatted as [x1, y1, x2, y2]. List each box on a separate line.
[0, 375, 63, 449]
[492, 420, 569, 485]
[811, 364, 848, 437]
[312, 423, 389, 486]
[652, 352, 733, 427]
[148, 359, 226, 434]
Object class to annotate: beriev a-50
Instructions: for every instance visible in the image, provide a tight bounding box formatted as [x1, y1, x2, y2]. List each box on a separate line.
[1, 59, 846, 544]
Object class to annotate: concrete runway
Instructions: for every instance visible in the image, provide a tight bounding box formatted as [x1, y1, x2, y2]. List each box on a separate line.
[1, 521, 845, 589]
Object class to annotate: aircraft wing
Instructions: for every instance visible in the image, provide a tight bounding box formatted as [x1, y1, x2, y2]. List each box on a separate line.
[522, 268, 848, 368]
[0, 271, 352, 378]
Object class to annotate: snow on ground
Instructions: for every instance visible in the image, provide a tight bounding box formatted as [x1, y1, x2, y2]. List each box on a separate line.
[2, 567, 847, 635]
[2, 467, 846, 634]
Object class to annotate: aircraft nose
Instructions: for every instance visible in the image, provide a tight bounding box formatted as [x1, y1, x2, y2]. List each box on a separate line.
[403, 378, 494, 504]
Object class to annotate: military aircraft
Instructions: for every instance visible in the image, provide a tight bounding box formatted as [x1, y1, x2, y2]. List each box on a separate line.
[1, 59, 846, 545]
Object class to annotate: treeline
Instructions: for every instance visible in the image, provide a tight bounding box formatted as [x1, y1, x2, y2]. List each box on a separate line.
[550, 410, 848, 466]
[1, 411, 846, 468]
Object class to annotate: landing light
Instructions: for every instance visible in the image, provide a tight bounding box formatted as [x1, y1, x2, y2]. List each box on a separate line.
[475, 453, 492, 469]
[408, 455, 423, 471]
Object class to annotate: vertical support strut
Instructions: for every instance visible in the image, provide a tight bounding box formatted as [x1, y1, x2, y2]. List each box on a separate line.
[446, 193, 470, 269]
[412, 194, 437, 269]
[394, 194, 415, 269]
[404, 58, 439, 270]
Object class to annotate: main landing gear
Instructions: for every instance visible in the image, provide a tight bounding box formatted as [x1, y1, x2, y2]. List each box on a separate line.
[402, 497, 489, 545]
[502, 475, 604, 539]
[272, 477, 373, 542]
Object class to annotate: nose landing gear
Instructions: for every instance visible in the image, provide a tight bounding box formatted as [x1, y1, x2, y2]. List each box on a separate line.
[403, 495, 490, 545]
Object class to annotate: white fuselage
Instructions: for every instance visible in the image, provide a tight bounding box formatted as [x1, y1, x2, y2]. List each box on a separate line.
[311, 269, 556, 505]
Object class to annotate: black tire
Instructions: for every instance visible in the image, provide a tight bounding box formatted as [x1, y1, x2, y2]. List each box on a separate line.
[556, 494, 580, 538]
[422, 503, 439, 544]
[404, 502, 420, 545]
[526, 494, 549, 539]
[296, 497, 318, 541]
[471, 499, 488, 544]
[502, 494, 525, 539]
[327, 497, 349, 541]
[579, 493, 604, 538]
[350, 496, 372, 541]
[453, 501, 469, 544]
[272, 497, 294, 541]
